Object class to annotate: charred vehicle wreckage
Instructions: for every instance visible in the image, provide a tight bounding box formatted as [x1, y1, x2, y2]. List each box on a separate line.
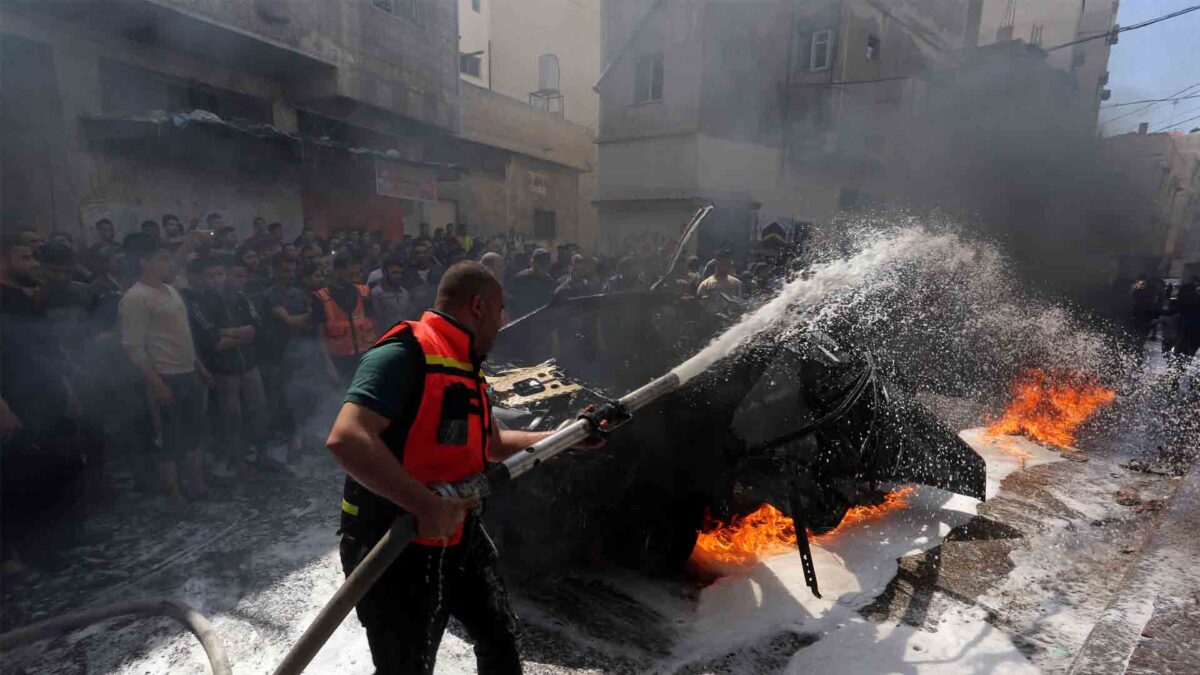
[482, 289, 987, 589]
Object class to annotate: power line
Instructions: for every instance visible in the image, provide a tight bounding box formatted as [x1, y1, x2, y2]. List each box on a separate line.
[1153, 104, 1200, 130]
[1103, 81, 1200, 126]
[1045, 4, 1200, 52]
[1155, 113, 1200, 132]
[1101, 93, 1200, 109]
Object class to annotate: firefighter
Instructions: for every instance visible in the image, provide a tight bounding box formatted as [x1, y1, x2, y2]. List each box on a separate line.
[326, 261, 602, 674]
[315, 254, 376, 383]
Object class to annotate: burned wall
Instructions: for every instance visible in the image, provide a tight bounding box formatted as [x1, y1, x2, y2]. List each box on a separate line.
[1, 6, 297, 239]
[81, 143, 303, 242]
[147, 0, 460, 132]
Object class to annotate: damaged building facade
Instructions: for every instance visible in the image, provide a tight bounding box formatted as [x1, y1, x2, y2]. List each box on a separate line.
[594, 0, 1118, 262]
[595, 0, 983, 257]
[976, 0, 1118, 136]
[1098, 129, 1200, 279]
[1, 0, 599, 245]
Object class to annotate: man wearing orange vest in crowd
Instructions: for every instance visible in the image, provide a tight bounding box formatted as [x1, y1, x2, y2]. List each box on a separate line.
[327, 261, 603, 674]
[314, 253, 376, 383]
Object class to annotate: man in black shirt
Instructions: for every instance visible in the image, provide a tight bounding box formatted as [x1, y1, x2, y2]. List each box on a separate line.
[258, 255, 313, 457]
[551, 255, 593, 304]
[191, 258, 269, 475]
[509, 248, 556, 318]
[402, 239, 444, 315]
[0, 236, 85, 571]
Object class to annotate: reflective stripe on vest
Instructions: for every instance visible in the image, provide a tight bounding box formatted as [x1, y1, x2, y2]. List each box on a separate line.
[316, 285, 375, 357]
[344, 310, 491, 547]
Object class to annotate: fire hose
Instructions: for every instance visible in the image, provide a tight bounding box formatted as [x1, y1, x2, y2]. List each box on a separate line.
[0, 598, 230, 675]
[272, 371, 682, 675]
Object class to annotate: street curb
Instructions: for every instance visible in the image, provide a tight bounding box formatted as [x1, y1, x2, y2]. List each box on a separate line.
[1068, 459, 1200, 674]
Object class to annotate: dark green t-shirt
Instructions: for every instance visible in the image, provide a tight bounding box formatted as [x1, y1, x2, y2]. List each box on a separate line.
[344, 340, 421, 421]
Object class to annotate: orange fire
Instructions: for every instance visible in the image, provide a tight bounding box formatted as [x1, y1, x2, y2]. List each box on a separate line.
[986, 368, 1114, 448]
[689, 488, 916, 575]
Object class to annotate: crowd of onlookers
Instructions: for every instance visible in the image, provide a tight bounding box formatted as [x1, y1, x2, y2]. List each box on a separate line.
[0, 212, 788, 573]
[1128, 274, 1200, 366]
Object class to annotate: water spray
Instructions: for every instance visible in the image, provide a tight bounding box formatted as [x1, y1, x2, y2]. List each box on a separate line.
[273, 372, 681, 675]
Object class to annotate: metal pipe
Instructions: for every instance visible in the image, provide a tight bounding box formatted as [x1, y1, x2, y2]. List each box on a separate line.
[273, 372, 685, 674]
[0, 599, 230, 675]
[619, 373, 681, 413]
[501, 419, 592, 480]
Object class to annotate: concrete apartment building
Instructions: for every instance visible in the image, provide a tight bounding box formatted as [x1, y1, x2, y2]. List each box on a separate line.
[1099, 129, 1200, 278]
[454, 0, 602, 247]
[1, 0, 469, 242]
[1, 0, 602, 248]
[977, 0, 1118, 136]
[595, 0, 980, 257]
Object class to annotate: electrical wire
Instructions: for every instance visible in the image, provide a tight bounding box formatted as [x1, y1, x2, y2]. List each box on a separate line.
[1101, 93, 1200, 109]
[1155, 113, 1200, 132]
[1103, 82, 1200, 126]
[1045, 4, 1200, 52]
[1154, 103, 1200, 129]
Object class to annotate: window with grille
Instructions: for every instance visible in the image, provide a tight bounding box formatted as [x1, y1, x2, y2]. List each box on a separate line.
[633, 53, 663, 104]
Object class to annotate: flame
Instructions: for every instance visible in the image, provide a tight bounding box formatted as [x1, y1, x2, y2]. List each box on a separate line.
[986, 368, 1114, 448]
[689, 488, 916, 575]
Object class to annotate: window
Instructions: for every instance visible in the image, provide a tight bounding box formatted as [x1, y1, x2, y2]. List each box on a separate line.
[533, 210, 557, 240]
[810, 29, 832, 70]
[372, 0, 419, 24]
[633, 53, 663, 104]
[866, 35, 880, 62]
[460, 52, 482, 78]
[472, 0, 481, 12]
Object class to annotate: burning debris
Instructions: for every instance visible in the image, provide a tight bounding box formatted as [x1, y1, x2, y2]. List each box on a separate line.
[690, 487, 917, 576]
[987, 368, 1116, 448]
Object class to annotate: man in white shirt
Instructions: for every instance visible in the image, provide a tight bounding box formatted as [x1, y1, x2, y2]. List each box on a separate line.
[119, 237, 212, 510]
[696, 249, 743, 300]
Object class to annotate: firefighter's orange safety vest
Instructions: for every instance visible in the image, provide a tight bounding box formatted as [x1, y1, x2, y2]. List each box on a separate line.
[343, 311, 492, 546]
[315, 285, 375, 357]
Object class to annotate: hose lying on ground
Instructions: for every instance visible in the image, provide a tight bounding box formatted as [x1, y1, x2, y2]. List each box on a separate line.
[0, 598, 231, 675]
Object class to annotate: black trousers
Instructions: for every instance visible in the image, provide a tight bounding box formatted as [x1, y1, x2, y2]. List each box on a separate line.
[340, 522, 521, 675]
